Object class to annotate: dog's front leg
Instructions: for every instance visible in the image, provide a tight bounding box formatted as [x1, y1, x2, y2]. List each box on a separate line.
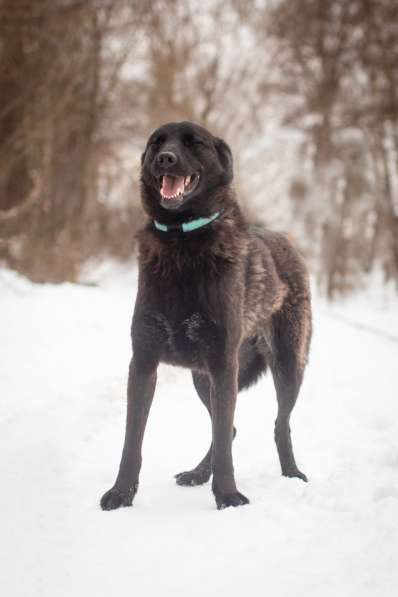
[209, 357, 249, 510]
[100, 356, 157, 510]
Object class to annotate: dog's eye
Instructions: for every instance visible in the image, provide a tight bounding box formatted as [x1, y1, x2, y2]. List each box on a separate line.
[150, 135, 165, 146]
[183, 135, 203, 147]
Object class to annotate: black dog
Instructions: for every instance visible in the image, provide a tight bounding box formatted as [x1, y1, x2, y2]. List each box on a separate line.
[101, 121, 312, 511]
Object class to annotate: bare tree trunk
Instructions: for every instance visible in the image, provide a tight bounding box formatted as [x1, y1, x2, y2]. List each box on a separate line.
[380, 126, 398, 280]
[0, 0, 32, 210]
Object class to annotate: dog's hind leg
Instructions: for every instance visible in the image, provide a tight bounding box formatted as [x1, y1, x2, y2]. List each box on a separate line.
[270, 301, 311, 482]
[175, 372, 237, 486]
[175, 373, 212, 486]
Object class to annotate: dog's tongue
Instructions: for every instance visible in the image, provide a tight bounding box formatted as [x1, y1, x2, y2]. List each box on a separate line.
[162, 175, 184, 198]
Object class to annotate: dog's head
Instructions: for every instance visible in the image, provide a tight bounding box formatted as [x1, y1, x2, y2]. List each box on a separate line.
[140, 121, 233, 215]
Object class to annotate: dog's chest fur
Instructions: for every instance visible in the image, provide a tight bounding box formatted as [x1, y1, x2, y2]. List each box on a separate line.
[134, 224, 290, 371]
[154, 309, 216, 368]
[138, 262, 226, 369]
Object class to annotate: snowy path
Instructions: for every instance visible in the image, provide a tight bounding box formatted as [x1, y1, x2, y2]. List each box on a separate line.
[1, 265, 398, 597]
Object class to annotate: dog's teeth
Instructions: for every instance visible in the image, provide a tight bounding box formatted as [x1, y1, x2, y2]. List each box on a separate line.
[161, 190, 185, 200]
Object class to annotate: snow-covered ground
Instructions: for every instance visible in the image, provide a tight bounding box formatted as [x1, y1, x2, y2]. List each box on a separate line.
[1, 262, 397, 597]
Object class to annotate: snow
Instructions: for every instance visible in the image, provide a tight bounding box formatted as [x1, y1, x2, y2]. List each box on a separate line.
[1, 262, 398, 597]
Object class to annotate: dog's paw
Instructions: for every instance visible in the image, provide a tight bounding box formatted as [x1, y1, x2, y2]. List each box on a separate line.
[214, 490, 250, 510]
[282, 468, 308, 482]
[100, 485, 137, 511]
[175, 468, 211, 486]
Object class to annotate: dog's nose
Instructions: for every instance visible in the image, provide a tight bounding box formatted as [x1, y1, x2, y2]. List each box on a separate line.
[157, 151, 177, 166]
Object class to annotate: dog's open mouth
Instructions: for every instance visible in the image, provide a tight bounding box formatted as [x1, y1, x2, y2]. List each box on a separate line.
[158, 173, 199, 201]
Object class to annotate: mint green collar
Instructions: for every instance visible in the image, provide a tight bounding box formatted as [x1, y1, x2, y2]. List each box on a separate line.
[154, 210, 222, 233]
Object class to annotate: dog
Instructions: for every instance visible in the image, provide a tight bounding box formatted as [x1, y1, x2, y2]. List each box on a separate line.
[100, 121, 312, 511]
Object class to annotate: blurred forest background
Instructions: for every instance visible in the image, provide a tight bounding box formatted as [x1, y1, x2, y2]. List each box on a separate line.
[0, 0, 397, 297]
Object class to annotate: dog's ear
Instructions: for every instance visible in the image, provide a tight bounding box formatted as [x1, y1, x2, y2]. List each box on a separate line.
[141, 150, 147, 166]
[215, 137, 233, 182]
